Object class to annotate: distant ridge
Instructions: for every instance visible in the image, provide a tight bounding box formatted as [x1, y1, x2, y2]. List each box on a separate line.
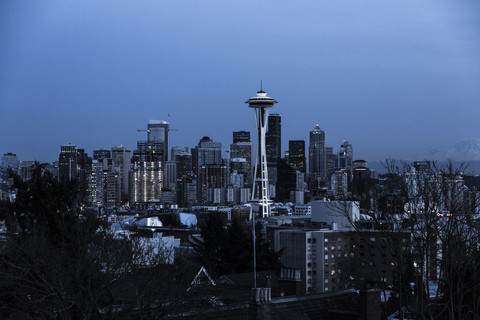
[368, 160, 480, 175]
[366, 139, 480, 175]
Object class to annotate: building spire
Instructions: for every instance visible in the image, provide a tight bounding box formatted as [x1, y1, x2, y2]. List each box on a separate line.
[258, 80, 265, 93]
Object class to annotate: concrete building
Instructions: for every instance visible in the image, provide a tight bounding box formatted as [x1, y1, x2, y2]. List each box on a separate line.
[311, 200, 359, 230]
[274, 227, 406, 295]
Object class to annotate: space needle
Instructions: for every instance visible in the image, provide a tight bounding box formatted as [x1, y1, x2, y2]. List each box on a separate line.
[246, 87, 278, 218]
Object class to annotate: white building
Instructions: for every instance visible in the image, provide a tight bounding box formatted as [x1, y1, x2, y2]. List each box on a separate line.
[311, 200, 359, 230]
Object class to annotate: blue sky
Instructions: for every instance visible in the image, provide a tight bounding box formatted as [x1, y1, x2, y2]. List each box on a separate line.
[1, 0, 479, 162]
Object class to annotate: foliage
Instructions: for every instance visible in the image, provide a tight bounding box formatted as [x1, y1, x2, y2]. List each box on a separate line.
[0, 165, 190, 319]
[191, 214, 282, 277]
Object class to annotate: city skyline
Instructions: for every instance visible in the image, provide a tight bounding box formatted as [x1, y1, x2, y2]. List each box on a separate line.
[1, 0, 480, 162]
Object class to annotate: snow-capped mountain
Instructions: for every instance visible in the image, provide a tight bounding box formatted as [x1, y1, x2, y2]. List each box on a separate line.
[442, 139, 480, 161]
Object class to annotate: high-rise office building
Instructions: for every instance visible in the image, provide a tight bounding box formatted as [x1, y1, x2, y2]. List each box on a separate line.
[192, 136, 222, 174]
[233, 131, 251, 143]
[338, 141, 353, 180]
[230, 131, 252, 186]
[230, 158, 249, 187]
[289, 140, 306, 174]
[308, 125, 326, 188]
[105, 167, 121, 207]
[325, 146, 335, 185]
[275, 159, 296, 203]
[93, 149, 111, 161]
[331, 169, 348, 198]
[77, 148, 91, 203]
[148, 120, 169, 162]
[19, 161, 36, 181]
[1, 153, 19, 174]
[130, 159, 163, 204]
[175, 153, 193, 208]
[266, 114, 281, 162]
[171, 146, 189, 162]
[266, 114, 281, 185]
[87, 160, 104, 207]
[164, 160, 177, 190]
[111, 145, 131, 201]
[192, 136, 223, 203]
[130, 123, 165, 204]
[199, 164, 227, 205]
[59, 143, 78, 181]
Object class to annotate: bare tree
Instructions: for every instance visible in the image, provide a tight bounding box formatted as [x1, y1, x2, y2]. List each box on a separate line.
[327, 160, 480, 319]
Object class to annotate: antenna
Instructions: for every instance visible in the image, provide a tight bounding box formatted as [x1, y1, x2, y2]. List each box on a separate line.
[260, 80, 262, 92]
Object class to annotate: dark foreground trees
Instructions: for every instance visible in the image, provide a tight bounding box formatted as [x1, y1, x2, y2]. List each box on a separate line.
[0, 166, 191, 319]
[190, 213, 282, 277]
[335, 160, 480, 320]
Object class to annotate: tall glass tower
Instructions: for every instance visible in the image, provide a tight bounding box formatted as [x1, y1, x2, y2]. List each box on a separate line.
[148, 120, 169, 162]
[309, 124, 326, 188]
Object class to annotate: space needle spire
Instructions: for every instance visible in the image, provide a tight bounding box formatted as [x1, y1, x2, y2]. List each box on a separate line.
[246, 86, 278, 218]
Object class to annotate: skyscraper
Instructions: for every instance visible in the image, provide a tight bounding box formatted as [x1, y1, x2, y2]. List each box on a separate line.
[148, 120, 169, 162]
[111, 145, 131, 201]
[130, 148, 163, 204]
[76, 148, 91, 203]
[230, 131, 252, 186]
[338, 140, 353, 180]
[192, 136, 223, 203]
[175, 153, 193, 208]
[266, 113, 281, 185]
[308, 125, 326, 188]
[192, 136, 222, 174]
[171, 146, 189, 162]
[233, 131, 251, 143]
[275, 158, 296, 203]
[288, 140, 306, 174]
[59, 143, 78, 181]
[93, 149, 111, 160]
[266, 114, 281, 161]
[130, 122, 165, 204]
[325, 145, 335, 185]
[1, 153, 19, 174]
[87, 160, 104, 207]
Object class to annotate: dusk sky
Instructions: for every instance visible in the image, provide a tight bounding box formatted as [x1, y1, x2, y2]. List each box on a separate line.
[1, 0, 479, 162]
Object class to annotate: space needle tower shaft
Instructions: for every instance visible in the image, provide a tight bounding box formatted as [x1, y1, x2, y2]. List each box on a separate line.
[246, 89, 277, 218]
